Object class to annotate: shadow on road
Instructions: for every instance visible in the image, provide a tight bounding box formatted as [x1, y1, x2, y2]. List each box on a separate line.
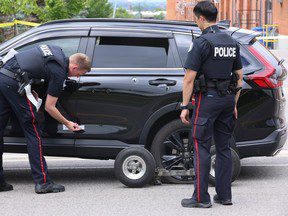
[4, 165, 288, 186]
[4, 168, 117, 184]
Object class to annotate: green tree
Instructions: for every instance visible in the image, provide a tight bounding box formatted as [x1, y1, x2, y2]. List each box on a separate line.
[115, 7, 133, 19]
[85, 0, 113, 18]
[154, 12, 165, 20]
[154, 7, 164, 12]
[36, 0, 85, 22]
[0, 0, 38, 19]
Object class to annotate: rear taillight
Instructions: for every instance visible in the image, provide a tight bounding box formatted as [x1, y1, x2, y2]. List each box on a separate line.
[247, 46, 282, 89]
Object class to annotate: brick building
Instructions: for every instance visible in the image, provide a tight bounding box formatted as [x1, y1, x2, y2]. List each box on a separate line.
[166, 0, 288, 34]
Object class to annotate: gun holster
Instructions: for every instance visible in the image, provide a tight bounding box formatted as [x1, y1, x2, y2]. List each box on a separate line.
[17, 71, 32, 96]
[228, 73, 240, 95]
[215, 80, 231, 97]
[194, 74, 207, 94]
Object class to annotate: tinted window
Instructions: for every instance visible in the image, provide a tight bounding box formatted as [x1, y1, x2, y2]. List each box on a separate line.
[240, 55, 250, 68]
[240, 44, 263, 74]
[252, 41, 280, 68]
[174, 34, 193, 65]
[17, 38, 80, 56]
[92, 37, 169, 68]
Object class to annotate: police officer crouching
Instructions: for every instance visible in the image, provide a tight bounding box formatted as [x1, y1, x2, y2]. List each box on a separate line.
[180, 1, 243, 208]
[0, 45, 91, 194]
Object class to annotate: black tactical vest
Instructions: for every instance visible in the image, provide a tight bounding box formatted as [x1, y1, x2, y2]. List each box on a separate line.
[200, 32, 238, 80]
[15, 45, 68, 80]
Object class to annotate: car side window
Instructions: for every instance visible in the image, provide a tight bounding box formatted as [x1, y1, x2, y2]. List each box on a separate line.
[92, 36, 170, 68]
[16, 38, 80, 57]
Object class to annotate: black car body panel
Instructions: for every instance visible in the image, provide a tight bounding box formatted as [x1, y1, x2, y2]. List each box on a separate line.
[0, 18, 286, 161]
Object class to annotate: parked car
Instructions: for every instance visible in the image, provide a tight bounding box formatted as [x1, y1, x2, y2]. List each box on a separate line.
[0, 19, 286, 187]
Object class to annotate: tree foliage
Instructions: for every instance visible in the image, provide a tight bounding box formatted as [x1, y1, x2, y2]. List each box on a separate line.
[154, 12, 165, 20]
[0, 0, 38, 18]
[85, 0, 113, 18]
[0, 0, 113, 22]
[115, 7, 133, 19]
[36, 0, 85, 22]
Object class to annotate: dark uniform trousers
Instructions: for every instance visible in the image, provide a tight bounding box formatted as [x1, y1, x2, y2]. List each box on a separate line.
[191, 89, 236, 203]
[0, 73, 50, 184]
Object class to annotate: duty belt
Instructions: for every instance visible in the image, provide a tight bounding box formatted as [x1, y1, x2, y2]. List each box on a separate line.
[0, 68, 21, 82]
[206, 80, 230, 88]
[0, 68, 43, 111]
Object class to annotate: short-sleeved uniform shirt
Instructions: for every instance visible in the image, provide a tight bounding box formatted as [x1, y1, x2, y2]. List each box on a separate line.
[4, 56, 68, 98]
[46, 60, 69, 97]
[184, 25, 242, 74]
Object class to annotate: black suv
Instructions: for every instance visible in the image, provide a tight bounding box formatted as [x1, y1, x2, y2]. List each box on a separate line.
[0, 19, 287, 187]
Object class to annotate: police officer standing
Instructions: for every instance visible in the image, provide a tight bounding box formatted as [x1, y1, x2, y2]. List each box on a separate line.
[0, 45, 91, 194]
[180, 1, 243, 208]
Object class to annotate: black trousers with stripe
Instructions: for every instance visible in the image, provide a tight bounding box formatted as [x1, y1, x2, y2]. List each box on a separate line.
[0, 73, 50, 184]
[191, 89, 236, 203]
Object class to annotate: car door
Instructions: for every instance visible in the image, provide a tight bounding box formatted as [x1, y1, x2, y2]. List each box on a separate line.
[73, 28, 184, 158]
[2, 28, 89, 156]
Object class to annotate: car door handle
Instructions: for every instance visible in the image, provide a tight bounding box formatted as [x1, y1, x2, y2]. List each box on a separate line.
[78, 82, 101, 87]
[149, 79, 177, 86]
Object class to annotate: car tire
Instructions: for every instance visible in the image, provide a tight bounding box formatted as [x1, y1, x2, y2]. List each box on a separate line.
[209, 144, 241, 186]
[151, 119, 194, 184]
[114, 147, 156, 188]
[151, 119, 241, 185]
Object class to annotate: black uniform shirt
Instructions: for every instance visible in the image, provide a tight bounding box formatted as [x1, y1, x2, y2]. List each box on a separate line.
[184, 25, 243, 73]
[4, 56, 68, 98]
[46, 58, 69, 98]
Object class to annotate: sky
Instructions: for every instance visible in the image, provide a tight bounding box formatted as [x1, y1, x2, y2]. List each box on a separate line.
[108, 0, 167, 10]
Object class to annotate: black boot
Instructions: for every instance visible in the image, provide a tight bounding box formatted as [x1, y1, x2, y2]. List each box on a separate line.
[35, 182, 65, 194]
[181, 198, 212, 208]
[213, 195, 233, 205]
[0, 181, 13, 192]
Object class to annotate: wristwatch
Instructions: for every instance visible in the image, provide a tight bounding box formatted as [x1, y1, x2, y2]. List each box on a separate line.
[180, 103, 189, 110]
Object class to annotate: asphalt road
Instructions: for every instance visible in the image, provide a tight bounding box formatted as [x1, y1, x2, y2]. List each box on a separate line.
[1, 151, 288, 216]
[1, 58, 288, 216]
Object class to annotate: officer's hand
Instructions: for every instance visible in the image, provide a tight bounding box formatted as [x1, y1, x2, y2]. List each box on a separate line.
[66, 121, 81, 132]
[180, 110, 190, 125]
[234, 107, 238, 119]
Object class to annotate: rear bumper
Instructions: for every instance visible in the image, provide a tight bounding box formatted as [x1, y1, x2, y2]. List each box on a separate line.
[236, 126, 287, 158]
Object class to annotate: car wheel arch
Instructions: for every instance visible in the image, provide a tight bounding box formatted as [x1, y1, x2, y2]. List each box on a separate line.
[139, 103, 191, 150]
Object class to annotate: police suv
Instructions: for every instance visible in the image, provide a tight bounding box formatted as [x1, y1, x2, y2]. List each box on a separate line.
[0, 19, 286, 187]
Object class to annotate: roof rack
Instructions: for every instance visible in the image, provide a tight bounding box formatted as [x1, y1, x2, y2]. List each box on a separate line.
[40, 18, 198, 27]
[40, 18, 230, 31]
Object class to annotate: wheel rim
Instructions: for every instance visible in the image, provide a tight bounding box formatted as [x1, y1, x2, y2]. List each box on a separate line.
[210, 155, 216, 178]
[161, 128, 194, 182]
[122, 155, 147, 180]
